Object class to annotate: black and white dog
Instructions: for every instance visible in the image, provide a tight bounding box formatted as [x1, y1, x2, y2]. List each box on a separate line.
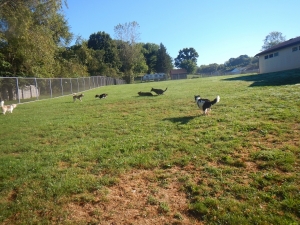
[95, 93, 108, 99]
[194, 95, 220, 115]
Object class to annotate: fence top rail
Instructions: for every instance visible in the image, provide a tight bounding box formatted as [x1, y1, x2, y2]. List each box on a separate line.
[0, 76, 108, 79]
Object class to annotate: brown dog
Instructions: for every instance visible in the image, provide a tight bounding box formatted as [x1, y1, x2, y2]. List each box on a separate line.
[72, 93, 84, 102]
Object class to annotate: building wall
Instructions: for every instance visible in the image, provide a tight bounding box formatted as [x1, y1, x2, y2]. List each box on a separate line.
[259, 44, 300, 73]
[141, 73, 166, 82]
[170, 74, 187, 80]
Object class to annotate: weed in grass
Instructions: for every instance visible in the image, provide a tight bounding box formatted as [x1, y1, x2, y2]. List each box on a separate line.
[188, 202, 209, 218]
[147, 195, 158, 205]
[173, 212, 183, 220]
[158, 201, 170, 214]
[219, 155, 246, 168]
[173, 155, 190, 167]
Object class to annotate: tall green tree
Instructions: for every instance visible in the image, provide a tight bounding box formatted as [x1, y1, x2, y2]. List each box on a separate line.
[87, 31, 120, 71]
[132, 43, 148, 75]
[0, 0, 73, 77]
[142, 43, 159, 74]
[114, 21, 142, 83]
[58, 41, 92, 77]
[180, 60, 197, 74]
[261, 31, 286, 51]
[174, 47, 198, 73]
[155, 43, 173, 75]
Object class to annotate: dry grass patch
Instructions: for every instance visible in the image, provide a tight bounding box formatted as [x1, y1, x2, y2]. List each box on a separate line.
[66, 168, 203, 224]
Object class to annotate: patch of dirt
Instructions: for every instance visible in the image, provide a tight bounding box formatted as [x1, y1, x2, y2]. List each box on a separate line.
[66, 168, 203, 224]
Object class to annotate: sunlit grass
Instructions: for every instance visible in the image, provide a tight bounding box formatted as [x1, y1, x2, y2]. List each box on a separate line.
[0, 70, 299, 224]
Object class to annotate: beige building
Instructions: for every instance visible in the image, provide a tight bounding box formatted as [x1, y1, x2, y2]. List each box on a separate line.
[255, 36, 300, 73]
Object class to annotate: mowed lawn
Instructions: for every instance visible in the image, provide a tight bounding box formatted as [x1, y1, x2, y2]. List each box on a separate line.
[0, 71, 299, 224]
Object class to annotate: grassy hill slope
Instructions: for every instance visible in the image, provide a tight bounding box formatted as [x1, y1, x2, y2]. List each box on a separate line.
[0, 71, 299, 224]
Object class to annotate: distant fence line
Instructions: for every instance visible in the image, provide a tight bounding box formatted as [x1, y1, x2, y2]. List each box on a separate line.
[198, 69, 259, 77]
[0, 76, 126, 104]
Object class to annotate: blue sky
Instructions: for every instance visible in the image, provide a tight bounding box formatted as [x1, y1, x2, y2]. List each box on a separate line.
[63, 0, 300, 66]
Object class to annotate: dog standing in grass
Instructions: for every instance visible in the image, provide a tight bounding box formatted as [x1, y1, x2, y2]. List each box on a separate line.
[194, 95, 220, 115]
[1, 100, 17, 115]
[73, 93, 84, 102]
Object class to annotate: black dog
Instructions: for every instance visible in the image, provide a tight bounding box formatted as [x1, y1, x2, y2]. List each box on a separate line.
[138, 91, 153, 96]
[95, 93, 108, 99]
[151, 87, 167, 95]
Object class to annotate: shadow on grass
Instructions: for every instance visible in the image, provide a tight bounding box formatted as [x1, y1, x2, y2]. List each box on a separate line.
[133, 95, 159, 98]
[163, 116, 197, 124]
[222, 69, 300, 87]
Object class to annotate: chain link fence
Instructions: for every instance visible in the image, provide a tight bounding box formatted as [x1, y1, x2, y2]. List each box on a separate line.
[0, 76, 126, 104]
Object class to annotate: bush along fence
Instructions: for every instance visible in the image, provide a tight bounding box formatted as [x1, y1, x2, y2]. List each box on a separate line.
[0, 76, 126, 104]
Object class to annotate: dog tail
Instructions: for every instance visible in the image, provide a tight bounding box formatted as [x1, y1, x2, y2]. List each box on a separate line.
[95, 95, 99, 98]
[164, 88, 168, 92]
[211, 96, 220, 105]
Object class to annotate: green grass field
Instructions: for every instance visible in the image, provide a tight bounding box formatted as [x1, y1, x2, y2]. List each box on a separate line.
[0, 70, 299, 224]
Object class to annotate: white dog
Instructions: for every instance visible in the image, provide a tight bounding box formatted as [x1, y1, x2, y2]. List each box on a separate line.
[1, 101, 17, 115]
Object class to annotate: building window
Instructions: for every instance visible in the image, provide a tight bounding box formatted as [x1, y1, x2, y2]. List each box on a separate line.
[274, 52, 279, 57]
[269, 53, 273, 58]
[264, 55, 269, 59]
[292, 46, 298, 52]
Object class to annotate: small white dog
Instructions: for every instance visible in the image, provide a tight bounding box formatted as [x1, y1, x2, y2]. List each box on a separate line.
[1, 101, 17, 115]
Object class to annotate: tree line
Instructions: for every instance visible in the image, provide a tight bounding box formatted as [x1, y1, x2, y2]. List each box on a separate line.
[0, 0, 173, 83]
[0, 1, 287, 82]
[197, 55, 258, 74]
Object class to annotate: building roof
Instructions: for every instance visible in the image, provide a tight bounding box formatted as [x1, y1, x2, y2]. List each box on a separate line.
[255, 36, 300, 57]
[170, 69, 187, 75]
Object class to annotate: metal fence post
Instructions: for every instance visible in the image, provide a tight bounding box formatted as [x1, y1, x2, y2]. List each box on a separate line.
[77, 78, 79, 93]
[61, 78, 63, 96]
[16, 77, 20, 103]
[49, 79, 52, 98]
[35, 78, 39, 100]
